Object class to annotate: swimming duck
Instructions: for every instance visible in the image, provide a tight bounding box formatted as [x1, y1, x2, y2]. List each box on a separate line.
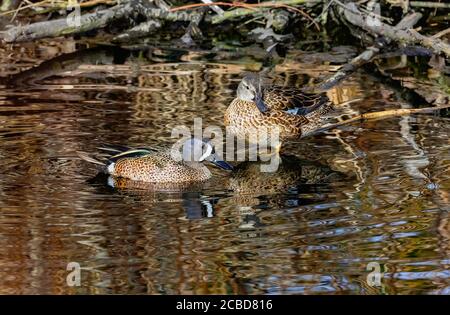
[224, 73, 333, 151]
[78, 138, 233, 183]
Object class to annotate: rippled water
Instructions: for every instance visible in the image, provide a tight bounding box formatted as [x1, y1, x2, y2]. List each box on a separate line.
[0, 42, 449, 294]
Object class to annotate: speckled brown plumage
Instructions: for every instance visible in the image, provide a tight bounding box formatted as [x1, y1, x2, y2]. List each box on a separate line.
[225, 80, 333, 142]
[109, 150, 212, 183]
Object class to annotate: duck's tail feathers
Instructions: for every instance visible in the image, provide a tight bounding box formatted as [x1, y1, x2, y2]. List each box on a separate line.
[77, 151, 105, 166]
[97, 144, 134, 154]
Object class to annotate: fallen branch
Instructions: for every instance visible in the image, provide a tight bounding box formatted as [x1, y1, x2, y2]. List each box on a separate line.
[315, 104, 450, 135]
[112, 20, 162, 43]
[178, 0, 323, 25]
[433, 28, 450, 39]
[337, 1, 450, 57]
[410, 1, 450, 9]
[315, 12, 422, 91]
[0, 0, 201, 43]
[1, 1, 135, 42]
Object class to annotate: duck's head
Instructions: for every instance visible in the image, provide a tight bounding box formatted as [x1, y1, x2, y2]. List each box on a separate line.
[182, 138, 233, 171]
[236, 73, 268, 113]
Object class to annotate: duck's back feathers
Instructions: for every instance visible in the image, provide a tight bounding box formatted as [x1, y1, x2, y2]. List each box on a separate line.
[264, 86, 329, 115]
[107, 148, 154, 163]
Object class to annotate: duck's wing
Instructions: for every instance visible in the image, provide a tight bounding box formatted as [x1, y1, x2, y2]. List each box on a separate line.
[107, 148, 155, 163]
[263, 86, 329, 115]
[267, 109, 310, 128]
[93, 144, 157, 164]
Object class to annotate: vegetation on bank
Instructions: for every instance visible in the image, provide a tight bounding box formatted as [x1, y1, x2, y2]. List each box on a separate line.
[0, 1, 448, 112]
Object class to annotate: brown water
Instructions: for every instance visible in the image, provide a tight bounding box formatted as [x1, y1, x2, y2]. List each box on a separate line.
[0, 41, 449, 294]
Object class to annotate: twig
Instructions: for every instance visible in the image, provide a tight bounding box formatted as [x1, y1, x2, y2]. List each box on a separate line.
[112, 20, 162, 42]
[410, 1, 450, 9]
[0, 0, 50, 16]
[171, 0, 322, 26]
[315, 104, 450, 134]
[0, 0, 116, 16]
[170, 1, 257, 12]
[433, 28, 450, 39]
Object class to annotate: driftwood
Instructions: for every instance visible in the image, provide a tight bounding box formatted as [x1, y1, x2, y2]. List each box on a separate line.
[314, 104, 450, 135]
[315, 12, 423, 91]
[0, 0, 200, 43]
[1, 1, 136, 42]
[336, 1, 450, 58]
[112, 19, 162, 42]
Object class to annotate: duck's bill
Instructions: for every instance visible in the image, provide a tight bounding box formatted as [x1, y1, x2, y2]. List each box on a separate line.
[208, 155, 234, 171]
[255, 95, 269, 113]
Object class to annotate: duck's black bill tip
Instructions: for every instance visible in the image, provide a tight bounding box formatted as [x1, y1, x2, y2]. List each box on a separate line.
[212, 160, 234, 171]
[255, 97, 269, 113]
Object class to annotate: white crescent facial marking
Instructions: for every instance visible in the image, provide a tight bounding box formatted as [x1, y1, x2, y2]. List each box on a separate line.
[199, 143, 212, 162]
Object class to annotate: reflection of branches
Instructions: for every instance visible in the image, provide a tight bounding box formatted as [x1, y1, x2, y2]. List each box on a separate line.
[328, 129, 365, 189]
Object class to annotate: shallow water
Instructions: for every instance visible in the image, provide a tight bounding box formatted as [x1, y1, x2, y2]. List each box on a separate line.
[0, 42, 449, 294]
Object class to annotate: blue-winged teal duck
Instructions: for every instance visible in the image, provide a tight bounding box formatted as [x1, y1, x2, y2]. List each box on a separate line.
[79, 138, 233, 183]
[224, 73, 333, 150]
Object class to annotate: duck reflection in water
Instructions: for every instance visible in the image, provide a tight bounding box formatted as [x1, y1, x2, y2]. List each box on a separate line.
[88, 154, 346, 229]
[227, 154, 346, 232]
[88, 174, 220, 220]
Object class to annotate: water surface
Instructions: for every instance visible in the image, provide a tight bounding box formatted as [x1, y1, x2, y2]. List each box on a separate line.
[0, 41, 449, 294]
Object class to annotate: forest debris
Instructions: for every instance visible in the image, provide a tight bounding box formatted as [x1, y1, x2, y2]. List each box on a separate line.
[315, 45, 381, 91]
[0, 0, 202, 43]
[315, 11, 422, 91]
[197, 0, 322, 25]
[201, 0, 224, 16]
[249, 27, 292, 43]
[113, 20, 162, 43]
[180, 6, 206, 46]
[385, 0, 409, 13]
[1, 1, 135, 42]
[338, 1, 450, 57]
[433, 28, 450, 39]
[409, 1, 450, 9]
[0, 0, 20, 12]
[270, 10, 290, 32]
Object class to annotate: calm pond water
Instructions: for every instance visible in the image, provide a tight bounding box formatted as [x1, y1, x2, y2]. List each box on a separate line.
[0, 41, 449, 294]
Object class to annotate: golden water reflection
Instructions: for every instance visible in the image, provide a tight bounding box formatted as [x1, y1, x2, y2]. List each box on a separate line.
[0, 41, 449, 294]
